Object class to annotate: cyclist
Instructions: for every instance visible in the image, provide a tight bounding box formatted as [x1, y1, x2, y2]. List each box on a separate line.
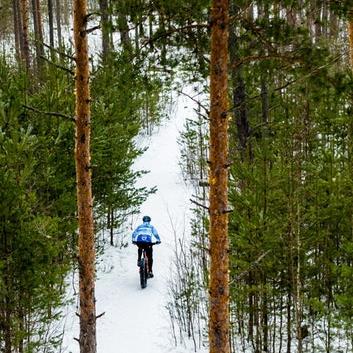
[132, 215, 161, 278]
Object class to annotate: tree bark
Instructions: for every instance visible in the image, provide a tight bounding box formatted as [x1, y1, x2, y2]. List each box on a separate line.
[348, 9, 353, 265]
[12, 0, 21, 60]
[19, 0, 31, 69]
[56, 0, 62, 47]
[4, 276, 12, 353]
[48, 0, 55, 48]
[229, 5, 250, 162]
[348, 11, 353, 69]
[31, 0, 44, 72]
[287, 292, 292, 353]
[117, 8, 133, 54]
[314, 0, 322, 39]
[110, 209, 114, 246]
[99, 0, 111, 59]
[73, 0, 97, 350]
[208, 1, 230, 353]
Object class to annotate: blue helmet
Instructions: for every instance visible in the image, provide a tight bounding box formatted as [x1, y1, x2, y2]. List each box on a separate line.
[143, 215, 151, 223]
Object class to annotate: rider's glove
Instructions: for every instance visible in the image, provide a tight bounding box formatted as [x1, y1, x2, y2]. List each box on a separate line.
[156, 241, 161, 244]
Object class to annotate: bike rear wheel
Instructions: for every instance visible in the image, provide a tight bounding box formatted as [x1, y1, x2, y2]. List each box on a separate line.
[139, 258, 148, 289]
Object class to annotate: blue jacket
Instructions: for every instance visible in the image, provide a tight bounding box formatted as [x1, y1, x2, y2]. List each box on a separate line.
[132, 222, 161, 244]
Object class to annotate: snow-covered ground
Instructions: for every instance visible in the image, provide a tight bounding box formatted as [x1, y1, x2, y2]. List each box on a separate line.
[61, 91, 208, 353]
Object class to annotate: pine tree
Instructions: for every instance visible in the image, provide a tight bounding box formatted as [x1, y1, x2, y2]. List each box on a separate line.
[0, 59, 74, 353]
[19, 0, 30, 69]
[73, 0, 97, 350]
[208, 1, 230, 352]
[31, 0, 44, 72]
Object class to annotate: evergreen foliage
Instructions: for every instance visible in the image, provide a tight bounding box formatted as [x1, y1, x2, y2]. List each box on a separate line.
[0, 28, 164, 349]
[175, 1, 353, 352]
[91, 52, 162, 241]
[0, 58, 71, 352]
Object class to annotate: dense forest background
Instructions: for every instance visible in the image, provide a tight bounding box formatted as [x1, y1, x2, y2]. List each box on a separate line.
[2, 0, 353, 353]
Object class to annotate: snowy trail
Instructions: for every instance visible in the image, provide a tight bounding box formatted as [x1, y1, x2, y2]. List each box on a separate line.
[62, 94, 206, 353]
[95, 114, 192, 353]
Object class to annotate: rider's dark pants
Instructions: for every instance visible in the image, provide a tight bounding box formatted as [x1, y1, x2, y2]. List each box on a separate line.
[135, 242, 153, 272]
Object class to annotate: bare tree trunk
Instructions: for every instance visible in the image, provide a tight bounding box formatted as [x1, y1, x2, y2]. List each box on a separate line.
[73, 0, 97, 350]
[99, 0, 110, 59]
[110, 209, 114, 246]
[4, 291, 12, 353]
[117, 8, 133, 53]
[35, 0, 44, 48]
[262, 279, 269, 352]
[31, 0, 44, 72]
[348, 11, 353, 69]
[208, 1, 230, 353]
[286, 6, 296, 27]
[229, 5, 250, 162]
[322, 0, 328, 37]
[329, 11, 338, 38]
[248, 271, 254, 345]
[346, 20, 353, 353]
[18, 305, 24, 353]
[2, 232, 12, 353]
[19, 0, 31, 69]
[56, 0, 62, 47]
[12, 0, 21, 60]
[295, 203, 303, 353]
[347, 9, 353, 267]
[48, 0, 55, 48]
[314, 0, 322, 39]
[287, 292, 292, 353]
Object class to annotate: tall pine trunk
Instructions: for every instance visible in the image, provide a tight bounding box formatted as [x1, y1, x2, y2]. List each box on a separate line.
[99, 0, 110, 59]
[48, 0, 55, 48]
[348, 12, 353, 72]
[208, 1, 230, 352]
[229, 6, 250, 163]
[73, 0, 97, 350]
[117, 5, 133, 54]
[347, 11, 353, 327]
[12, 0, 21, 60]
[4, 265, 12, 353]
[19, 0, 30, 69]
[55, 0, 62, 47]
[32, 0, 44, 73]
[349, 14, 353, 171]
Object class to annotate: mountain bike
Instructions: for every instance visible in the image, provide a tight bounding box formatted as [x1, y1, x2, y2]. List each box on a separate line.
[137, 242, 160, 289]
